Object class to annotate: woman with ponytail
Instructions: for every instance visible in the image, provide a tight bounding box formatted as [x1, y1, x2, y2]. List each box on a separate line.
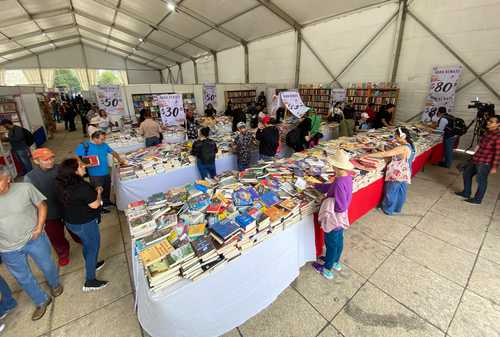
[362, 127, 416, 215]
[56, 158, 109, 291]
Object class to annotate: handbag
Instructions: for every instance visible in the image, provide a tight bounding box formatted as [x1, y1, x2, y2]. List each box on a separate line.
[385, 155, 411, 183]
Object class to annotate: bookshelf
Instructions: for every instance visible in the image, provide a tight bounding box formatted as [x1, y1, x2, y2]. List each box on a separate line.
[0, 100, 22, 127]
[224, 90, 256, 111]
[346, 83, 399, 115]
[132, 93, 197, 120]
[298, 86, 331, 114]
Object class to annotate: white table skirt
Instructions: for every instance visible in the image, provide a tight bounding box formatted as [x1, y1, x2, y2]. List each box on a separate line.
[115, 154, 237, 210]
[132, 214, 316, 337]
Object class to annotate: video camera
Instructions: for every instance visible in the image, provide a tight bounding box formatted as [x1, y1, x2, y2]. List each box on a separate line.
[467, 99, 495, 119]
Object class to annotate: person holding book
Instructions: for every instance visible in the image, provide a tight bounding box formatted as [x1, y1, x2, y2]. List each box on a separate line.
[185, 109, 199, 140]
[234, 122, 254, 171]
[256, 116, 280, 160]
[191, 127, 218, 179]
[75, 130, 125, 212]
[139, 111, 162, 147]
[56, 158, 108, 292]
[0, 166, 63, 321]
[363, 127, 415, 215]
[312, 150, 353, 280]
[24, 148, 81, 267]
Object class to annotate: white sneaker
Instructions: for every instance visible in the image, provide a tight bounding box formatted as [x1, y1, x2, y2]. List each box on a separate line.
[0, 323, 5, 333]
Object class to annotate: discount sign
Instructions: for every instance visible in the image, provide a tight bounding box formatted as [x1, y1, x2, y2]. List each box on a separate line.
[422, 65, 462, 122]
[279, 91, 309, 118]
[157, 93, 186, 126]
[203, 83, 217, 107]
[96, 85, 125, 116]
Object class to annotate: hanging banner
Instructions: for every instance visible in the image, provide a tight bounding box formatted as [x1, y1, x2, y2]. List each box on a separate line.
[279, 91, 309, 118]
[422, 65, 463, 122]
[330, 88, 347, 105]
[203, 83, 217, 108]
[96, 85, 125, 116]
[157, 93, 186, 126]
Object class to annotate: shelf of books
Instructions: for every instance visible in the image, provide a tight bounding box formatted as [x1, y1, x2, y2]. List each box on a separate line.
[224, 90, 256, 111]
[298, 86, 331, 115]
[0, 100, 22, 127]
[132, 93, 197, 120]
[346, 82, 399, 114]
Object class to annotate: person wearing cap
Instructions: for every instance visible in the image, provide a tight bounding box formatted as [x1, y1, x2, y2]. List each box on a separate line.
[312, 150, 354, 280]
[359, 112, 370, 130]
[87, 117, 101, 138]
[25, 148, 81, 267]
[363, 127, 416, 215]
[0, 166, 63, 321]
[233, 122, 254, 171]
[256, 116, 280, 161]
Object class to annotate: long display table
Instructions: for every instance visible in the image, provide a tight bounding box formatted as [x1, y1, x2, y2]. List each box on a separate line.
[114, 154, 237, 210]
[133, 214, 316, 337]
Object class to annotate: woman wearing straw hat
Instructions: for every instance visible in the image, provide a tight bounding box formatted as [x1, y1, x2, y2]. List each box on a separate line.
[312, 150, 354, 280]
[363, 127, 416, 215]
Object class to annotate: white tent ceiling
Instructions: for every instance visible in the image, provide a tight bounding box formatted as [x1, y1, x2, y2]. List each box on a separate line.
[0, 0, 391, 69]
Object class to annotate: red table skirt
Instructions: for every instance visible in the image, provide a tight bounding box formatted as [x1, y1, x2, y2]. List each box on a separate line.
[313, 143, 443, 257]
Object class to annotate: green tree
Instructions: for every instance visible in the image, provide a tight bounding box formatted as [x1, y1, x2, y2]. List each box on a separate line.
[98, 70, 120, 85]
[54, 69, 81, 91]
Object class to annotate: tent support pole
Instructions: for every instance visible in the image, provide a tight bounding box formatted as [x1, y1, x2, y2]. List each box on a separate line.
[390, 0, 408, 83]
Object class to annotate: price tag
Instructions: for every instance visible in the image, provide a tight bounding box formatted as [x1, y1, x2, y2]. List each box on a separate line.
[156, 94, 186, 126]
[96, 85, 124, 116]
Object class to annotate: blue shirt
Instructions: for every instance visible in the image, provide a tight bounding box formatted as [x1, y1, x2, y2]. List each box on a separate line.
[75, 141, 113, 176]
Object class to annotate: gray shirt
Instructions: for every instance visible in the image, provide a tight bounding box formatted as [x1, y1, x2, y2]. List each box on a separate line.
[24, 165, 62, 220]
[0, 183, 46, 252]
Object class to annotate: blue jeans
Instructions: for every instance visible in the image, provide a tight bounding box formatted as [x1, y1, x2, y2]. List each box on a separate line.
[0, 275, 17, 315]
[1, 233, 59, 306]
[324, 229, 344, 270]
[14, 148, 33, 175]
[145, 136, 160, 147]
[463, 162, 491, 203]
[442, 136, 457, 168]
[66, 219, 100, 281]
[197, 162, 216, 179]
[382, 181, 408, 215]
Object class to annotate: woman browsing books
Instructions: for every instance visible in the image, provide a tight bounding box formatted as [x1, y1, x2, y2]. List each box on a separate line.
[362, 127, 415, 215]
[312, 150, 353, 280]
[56, 158, 109, 292]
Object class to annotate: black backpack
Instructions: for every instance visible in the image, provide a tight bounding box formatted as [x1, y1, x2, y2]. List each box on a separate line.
[22, 128, 35, 146]
[442, 114, 467, 136]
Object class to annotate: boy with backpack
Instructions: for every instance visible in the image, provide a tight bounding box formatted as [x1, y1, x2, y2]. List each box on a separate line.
[435, 107, 467, 168]
[0, 119, 35, 175]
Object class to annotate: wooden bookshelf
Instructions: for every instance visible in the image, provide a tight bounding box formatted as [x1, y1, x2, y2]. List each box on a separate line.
[298, 87, 331, 114]
[346, 83, 399, 114]
[224, 90, 256, 111]
[0, 100, 22, 127]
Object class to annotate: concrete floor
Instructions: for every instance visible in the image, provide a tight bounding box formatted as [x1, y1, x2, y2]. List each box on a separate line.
[1, 124, 499, 337]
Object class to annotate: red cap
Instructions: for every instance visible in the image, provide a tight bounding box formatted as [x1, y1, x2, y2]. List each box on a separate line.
[262, 116, 271, 125]
[32, 148, 55, 160]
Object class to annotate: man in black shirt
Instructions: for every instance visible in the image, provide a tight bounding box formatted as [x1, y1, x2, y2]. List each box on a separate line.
[191, 127, 218, 179]
[256, 116, 279, 161]
[374, 103, 395, 129]
[0, 119, 33, 175]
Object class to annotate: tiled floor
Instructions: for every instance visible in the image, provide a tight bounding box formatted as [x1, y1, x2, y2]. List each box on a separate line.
[1, 125, 499, 337]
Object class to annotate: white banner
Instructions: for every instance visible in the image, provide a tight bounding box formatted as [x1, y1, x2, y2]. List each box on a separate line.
[422, 65, 463, 122]
[279, 91, 309, 118]
[157, 94, 186, 126]
[96, 85, 125, 116]
[203, 84, 217, 108]
[331, 88, 347, 105]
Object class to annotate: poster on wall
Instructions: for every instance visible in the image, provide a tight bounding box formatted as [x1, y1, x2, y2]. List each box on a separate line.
[96, 85, 125, 117]
[279, 91, 309, 118]
[203, 83, 217, 108]
[157, 93, 186, 126]
[421, 65, 463, 122]
[331, 88, 347, 105]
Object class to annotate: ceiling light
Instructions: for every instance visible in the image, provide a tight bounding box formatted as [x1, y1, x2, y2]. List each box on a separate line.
[166, 2, 175, 11]
[139, 38, 143, 42]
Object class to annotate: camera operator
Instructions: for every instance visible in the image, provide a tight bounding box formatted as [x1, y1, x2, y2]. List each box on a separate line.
[456, 115, 500, 204]
[435, 107, 458, 168]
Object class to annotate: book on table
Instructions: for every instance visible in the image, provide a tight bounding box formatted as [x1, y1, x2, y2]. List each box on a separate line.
[209, 219, 242, 244]
[138, 238, 175, 267]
